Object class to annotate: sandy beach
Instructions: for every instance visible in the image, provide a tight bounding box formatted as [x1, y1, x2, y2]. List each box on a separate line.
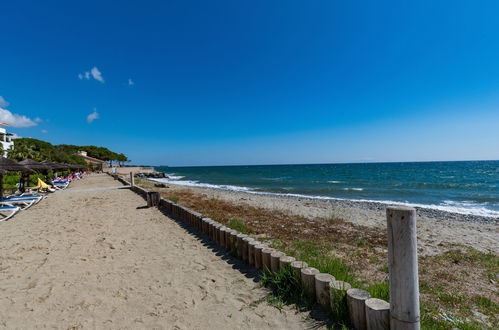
[153, 181, 499, 256]
[0, 174, 317, 329]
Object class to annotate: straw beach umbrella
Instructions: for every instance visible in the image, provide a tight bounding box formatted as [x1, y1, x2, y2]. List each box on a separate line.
[0, 157, 34, 199]
[18, 159, 52, 192]
[19, 159, 51, 171]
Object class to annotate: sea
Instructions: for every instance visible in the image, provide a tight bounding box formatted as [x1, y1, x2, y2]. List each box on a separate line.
[153, 161, 499, 218]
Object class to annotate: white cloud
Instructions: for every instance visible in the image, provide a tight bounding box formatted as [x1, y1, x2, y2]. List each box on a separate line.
[86, 108, 99, 123]
[128, 78, 134, 86]
[0, 96, 9, 108]
[0, 107, 37, 127]
[90, 67, 104, 83]
[34, 117, 43, 123]
[11, 133, 22, 139]
[41, 129, 48, 134]
[79, 67, 104, 83]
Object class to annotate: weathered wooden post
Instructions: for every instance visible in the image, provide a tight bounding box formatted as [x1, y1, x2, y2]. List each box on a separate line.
[366, 298, 390, 330]
[347, 288, 371, 329]
[279, 255, 296, 270]
[254, 244, 268, 269]
[242, 237, 254, 262]
[146, 191, 161, 207]
[291, 261, 308, 283]
[248, 240, 259, 266]
[315, 273, 335, 309]
[236, 233, 247, 259]
[301, 267, 320, 298]
[261, 248, 275, 271]
[387, 206, 420, 329]
[219, 226, 227, 247]
[270, 251, 285, 273]
[130, 172, 134, 187]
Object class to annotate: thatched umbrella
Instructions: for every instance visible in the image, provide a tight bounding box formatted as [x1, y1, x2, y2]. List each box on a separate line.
[0, 157, 34, 199]
[41, 161, 70, 171]
[19, 159, 51, 171]
[18, 159, 52, 192]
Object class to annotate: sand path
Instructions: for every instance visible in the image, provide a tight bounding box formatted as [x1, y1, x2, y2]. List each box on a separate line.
[0, 174, 314, 329]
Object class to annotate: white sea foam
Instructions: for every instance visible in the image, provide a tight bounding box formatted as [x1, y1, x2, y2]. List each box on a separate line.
[165, 173, 185, 180]
[151, 178, 251, 192]
[343, 187, 364, 191]
[149, 178, 499, 218]
[328, 180, 342, 183]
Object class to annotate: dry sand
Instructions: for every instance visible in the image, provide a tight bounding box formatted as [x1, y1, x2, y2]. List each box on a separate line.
[158, 182, 499, 256]
[0, 174, 317, 329]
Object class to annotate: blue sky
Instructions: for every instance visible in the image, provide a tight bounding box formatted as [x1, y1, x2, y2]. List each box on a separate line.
[1, 1, 498, 166]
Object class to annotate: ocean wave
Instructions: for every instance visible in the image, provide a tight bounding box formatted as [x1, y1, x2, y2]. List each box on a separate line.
[165, 174, 185, 180]
[343, 187, 364, 191]
[327, 180, 342, 183]
[150, 178, 251, 192]
[149, 178, 499, 218]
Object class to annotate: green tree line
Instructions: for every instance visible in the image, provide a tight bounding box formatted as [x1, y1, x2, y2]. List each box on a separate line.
[7, 138, 129, 165]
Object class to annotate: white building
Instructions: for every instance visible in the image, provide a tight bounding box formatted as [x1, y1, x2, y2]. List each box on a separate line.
[0, 125, 14, 158]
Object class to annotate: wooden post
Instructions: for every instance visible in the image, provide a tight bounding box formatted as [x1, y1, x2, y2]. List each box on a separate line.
[219, 226, 227, 247]
[236, 233, 247, 259]
[242, 237, 254, 262]
[366, 298, 390, 330]
[387, 206, 420, 329]
[254, 244, 268, 269]
[225, 229, 234, 250]
[330, 280, 352, 322]
[315, 273, 335, 309]
[300, 267, 320, 298]
[146, 191, 161, 207]
[248, 240, 259, 266]
[347, 288, 371, 329]
[130, 172, 134, 187]
[270, 251, 285, 273]
[261, 248, 275, 271]
[279, 256, 296, 270]
[291, 261, 308, 283]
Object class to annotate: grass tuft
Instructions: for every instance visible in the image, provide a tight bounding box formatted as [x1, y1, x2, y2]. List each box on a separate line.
[227, 218, 251, 234]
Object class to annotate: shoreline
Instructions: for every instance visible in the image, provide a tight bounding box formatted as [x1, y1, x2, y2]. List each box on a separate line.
[148, 179, 499, 255]
[149, 178, 498, 224]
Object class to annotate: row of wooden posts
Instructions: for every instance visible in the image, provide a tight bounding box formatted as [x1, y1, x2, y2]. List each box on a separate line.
[114, 173, 421, 330]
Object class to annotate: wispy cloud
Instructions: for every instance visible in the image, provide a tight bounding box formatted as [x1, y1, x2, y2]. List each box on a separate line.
[91, 67, 104, 83]
[41, 129, 48, 134]
[0, 96, 10, 108]
[128, 78, 134, 86]
[79, 67, 104, 83]
[86, 108, 99, 123]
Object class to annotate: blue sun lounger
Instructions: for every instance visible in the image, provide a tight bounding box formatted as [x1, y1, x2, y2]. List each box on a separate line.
[0, 205, 21, 222]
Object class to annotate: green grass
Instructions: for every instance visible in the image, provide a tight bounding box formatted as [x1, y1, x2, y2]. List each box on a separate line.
[227, 218, 251, 234]
[280, 239, 359, 287]
[167, 195, 180, 203]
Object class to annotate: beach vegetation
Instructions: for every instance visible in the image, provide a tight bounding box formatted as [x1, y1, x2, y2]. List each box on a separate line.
[133, 181, 498, 328]
[227, 218, 251, 234]
[8, 138, 128, 165]
[167, 195, 180, 203]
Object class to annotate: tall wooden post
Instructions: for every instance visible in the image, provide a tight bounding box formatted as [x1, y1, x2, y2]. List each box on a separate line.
[130, 172, 134, 187]
[387, 206, 420, 329]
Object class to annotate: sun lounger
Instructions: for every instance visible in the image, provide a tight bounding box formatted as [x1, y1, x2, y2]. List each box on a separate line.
[0, 198, 37, 210]
[0, 205, 21, 222]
